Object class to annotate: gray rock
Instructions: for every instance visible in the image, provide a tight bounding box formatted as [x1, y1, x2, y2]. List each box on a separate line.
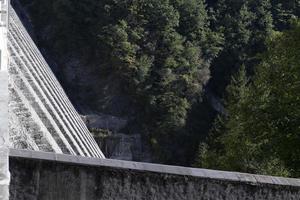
[83, 114, 128, 132]
[100, 133, 152, 162]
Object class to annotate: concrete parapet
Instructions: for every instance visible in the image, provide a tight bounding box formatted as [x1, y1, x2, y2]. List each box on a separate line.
[9, 149, 300, 200]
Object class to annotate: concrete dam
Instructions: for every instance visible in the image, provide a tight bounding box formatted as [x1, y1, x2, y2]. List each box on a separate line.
[8, 7, 104, 158]
[0, 1, 300, 199]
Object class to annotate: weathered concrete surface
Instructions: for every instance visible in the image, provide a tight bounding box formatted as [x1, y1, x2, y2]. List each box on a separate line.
[9, 149, 300, 200]
[8, 7, 105, 158]
[0, 72, 9, 200]
[0, 72, 9, 145]
[0, 2, 10, 200]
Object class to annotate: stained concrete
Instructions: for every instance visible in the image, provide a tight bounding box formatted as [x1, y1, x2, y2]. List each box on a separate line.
[8, 7, 105, 158]
[0, 72, 8, 143]
[0, 72, 9, 200]
[9, 149, 300, 200]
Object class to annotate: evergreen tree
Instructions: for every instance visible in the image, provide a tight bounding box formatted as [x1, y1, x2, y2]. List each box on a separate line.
[197, 66, 256, 172]
[20, 0, 300, 168]
[34, 0, 221, 163]
[197, 21, 300, 177]
[271, 0, 300, 30]
[208, 0, 273, 97]
[22, 0, 222, 164]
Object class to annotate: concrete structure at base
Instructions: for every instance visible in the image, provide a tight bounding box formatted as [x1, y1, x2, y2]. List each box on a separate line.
[9, 149, 300, 200]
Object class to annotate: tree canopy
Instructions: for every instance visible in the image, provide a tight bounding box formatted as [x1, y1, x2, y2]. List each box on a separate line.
[197, 21, 300, 177]
[19, 0, 300, 172]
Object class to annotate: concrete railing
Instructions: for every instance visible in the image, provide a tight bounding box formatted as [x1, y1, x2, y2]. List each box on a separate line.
[9, 149, 300, 200]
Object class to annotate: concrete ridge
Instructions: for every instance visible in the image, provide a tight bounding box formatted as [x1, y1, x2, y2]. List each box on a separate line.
[8, 6, 105, 158]
[9, 148, 300, 187]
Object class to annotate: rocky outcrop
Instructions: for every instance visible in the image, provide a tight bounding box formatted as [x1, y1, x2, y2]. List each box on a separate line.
[97, 133, 152, 162]
[82, 113, 152, 162]
[83, 114, 127, 132]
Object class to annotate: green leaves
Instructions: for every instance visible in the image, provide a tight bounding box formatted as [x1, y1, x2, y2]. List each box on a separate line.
[197, 22, 300, 177]
[271, 0, 300, 30]
[23, 0, 300, 168]
[67, 0, 219, 162]
[208, 0, 273, 97]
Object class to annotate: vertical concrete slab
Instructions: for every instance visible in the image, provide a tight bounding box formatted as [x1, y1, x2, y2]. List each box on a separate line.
[80, 170, 87, 200]
[0, 0, 10, 199]
[0, 71, 9, 200]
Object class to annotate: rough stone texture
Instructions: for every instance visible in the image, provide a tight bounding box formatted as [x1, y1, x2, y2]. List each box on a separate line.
[83, 113, 152, 162]
[9, 149, 300, 200]
[0, 1, 10, 199]
[7, 7, 104, 158]
[97, 133, 152, 162]
[0, 72, 9, 145]
[0, 72, 9, 200]
[83, 114, 128, 132]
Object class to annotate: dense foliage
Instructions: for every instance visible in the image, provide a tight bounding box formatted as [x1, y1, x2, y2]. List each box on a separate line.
[18, 0, 300, 173]
[20, 0, 224, 163]
[197, 21, 300, 177]
[208, 0, 273, 97]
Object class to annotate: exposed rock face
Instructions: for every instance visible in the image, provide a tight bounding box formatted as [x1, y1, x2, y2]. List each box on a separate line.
[83, 114, 127, 132]
[96, 133, 152, 162]
[10, 150, 300, 200]
[82, 113, 152, 162]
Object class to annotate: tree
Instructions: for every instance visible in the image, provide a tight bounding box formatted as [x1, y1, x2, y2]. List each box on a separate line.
[271, 0, 300, 30]
[197, 21, 300, 177]
[21, 0, 223, 164]
[46, 0, 222, 163]
[197, 66, 256, 172]
[208, 0, 273, 97]
[21, 0, 300, 168]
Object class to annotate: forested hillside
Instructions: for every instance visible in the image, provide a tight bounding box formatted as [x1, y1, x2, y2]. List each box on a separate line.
[16, 0, 299, 176]
[197, 21, 300, 177]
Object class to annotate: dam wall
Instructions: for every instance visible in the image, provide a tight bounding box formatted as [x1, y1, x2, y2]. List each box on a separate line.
[9, 149, 300, 200]
[8, 6, 104, 158]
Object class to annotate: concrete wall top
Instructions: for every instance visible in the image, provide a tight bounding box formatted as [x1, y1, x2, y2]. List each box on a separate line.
[9, 148, 300, 187]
